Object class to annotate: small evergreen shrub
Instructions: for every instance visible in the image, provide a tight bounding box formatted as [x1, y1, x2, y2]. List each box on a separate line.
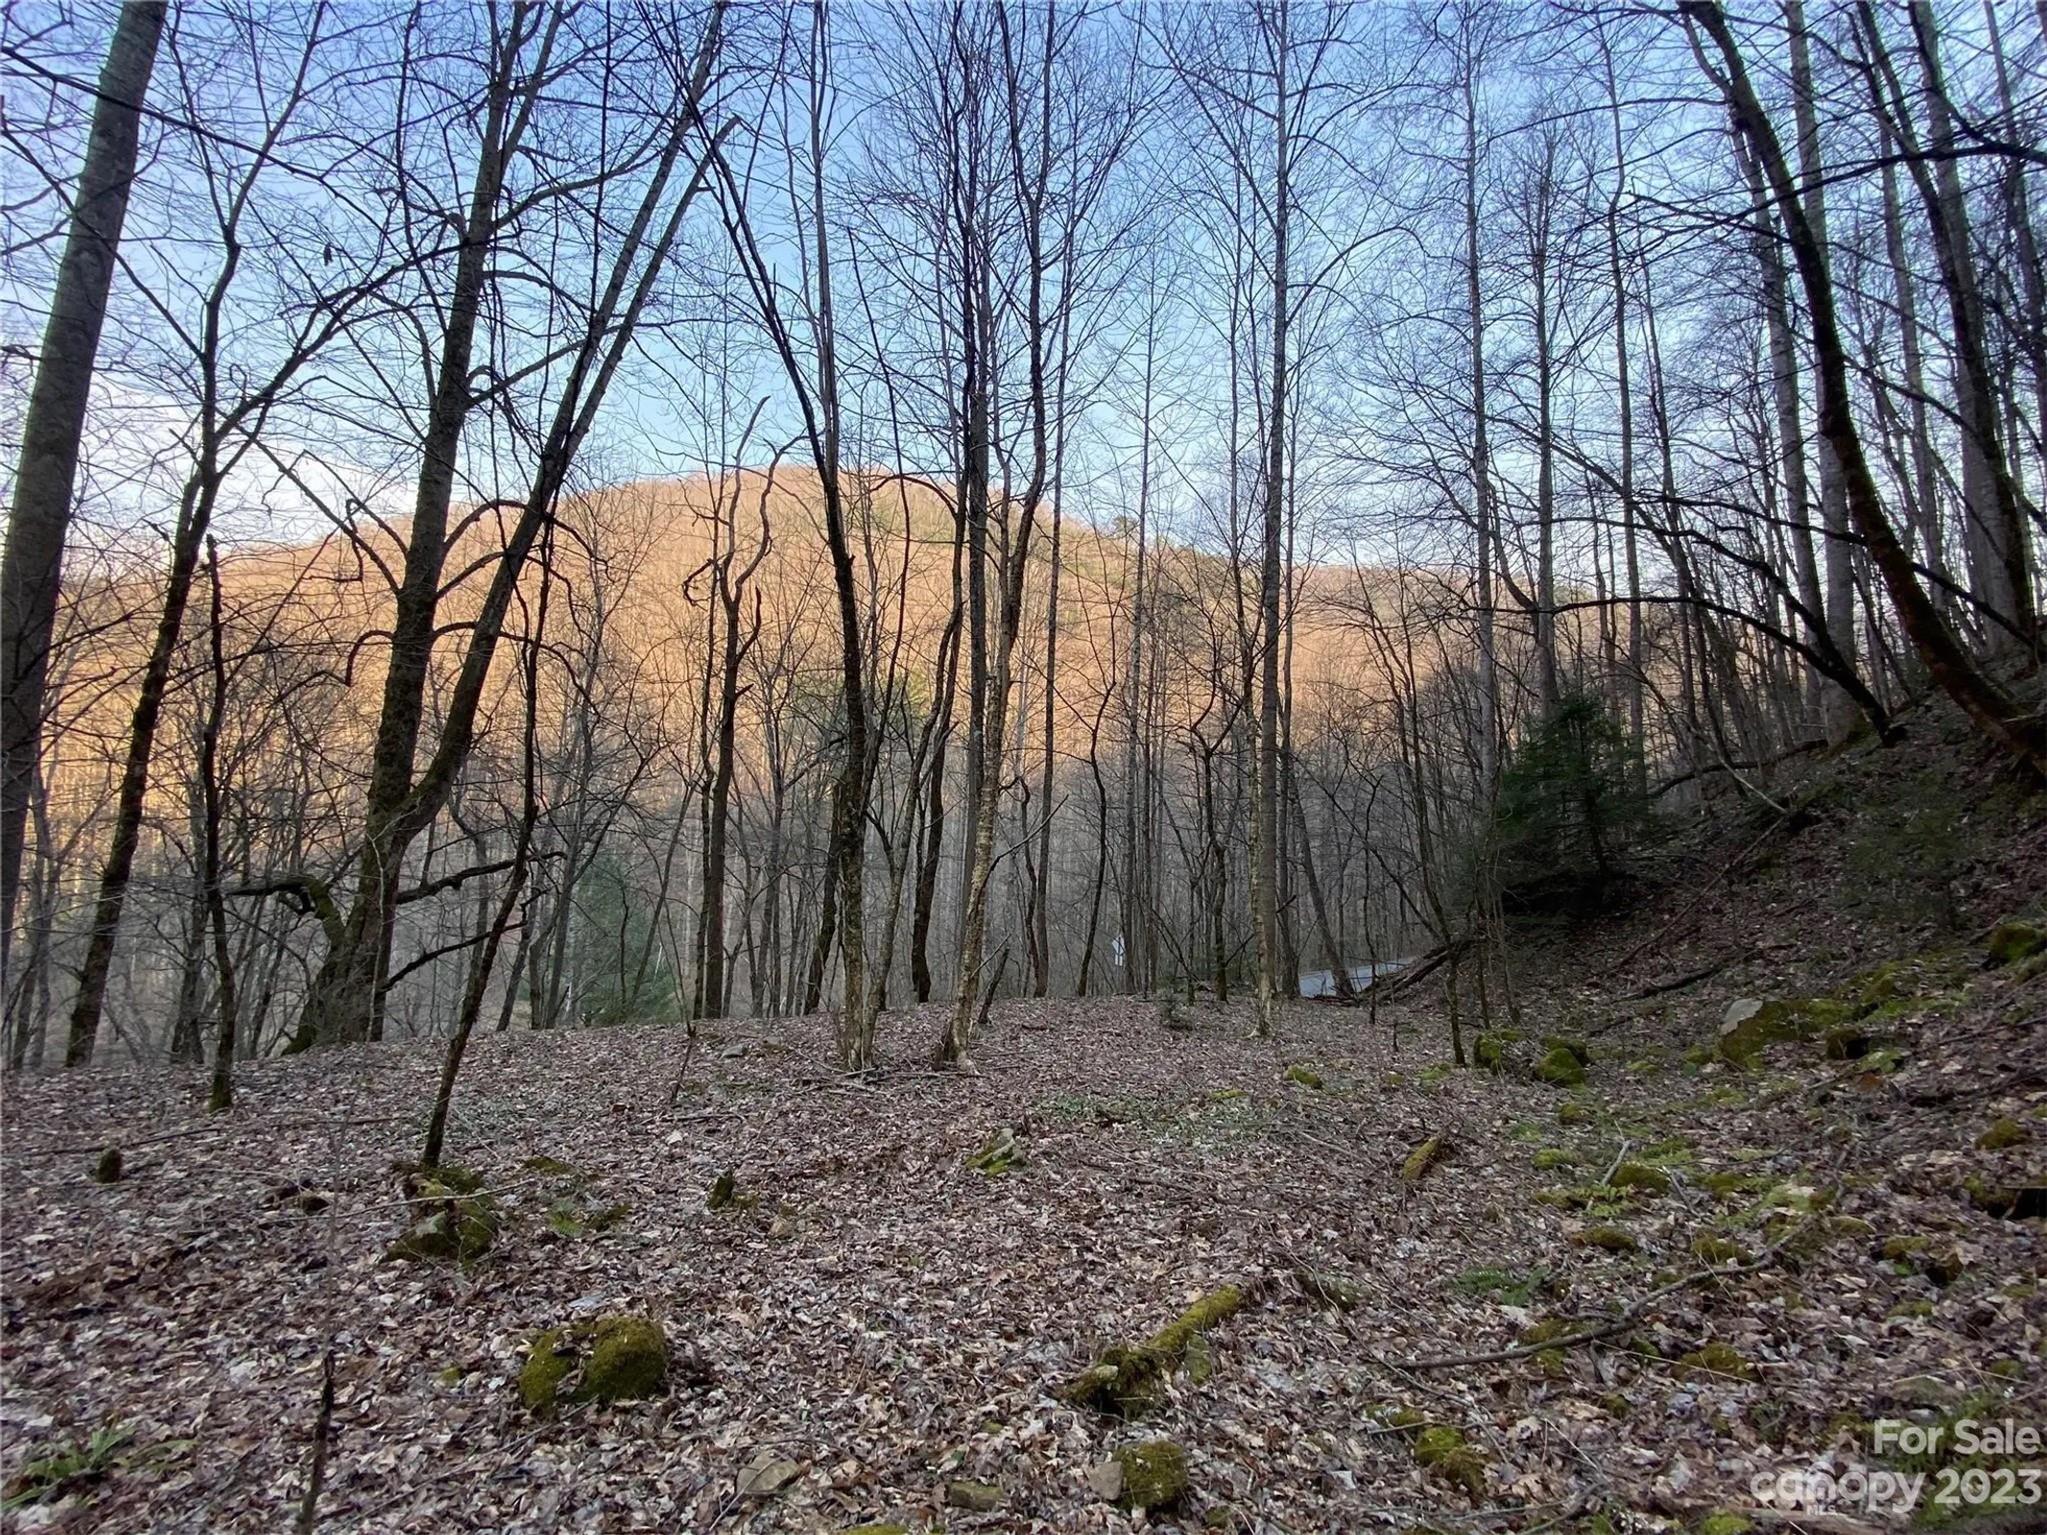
[1492, 690, 1649, 915]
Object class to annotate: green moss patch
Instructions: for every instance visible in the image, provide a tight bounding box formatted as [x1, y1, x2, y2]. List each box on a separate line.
[1473, 1029, 1523, 1072]
[944, 1479, 1002, 1511]
[519, 1329, 576, 1413]
[1701, 1170, 1769, 1201]
[1987, 920, 2045, 968]
[1608, 1161, 1672, 1195]
[1533, 1043, 1587, 1086]
[1964, 1175, 2047, 1220]
[1412, 1425, 1486, 1498]
[1690, 1234, 1746, 1265]
[1571, 1224, 1639, 1253]
[1677, 1342, 1754, 1382]
[1452, 1266, 1545, 1304]
[1976, 1117, 2027, 1151]
[1714, 997, 1852, 1066]
[1109, 1439, 1189, 1511]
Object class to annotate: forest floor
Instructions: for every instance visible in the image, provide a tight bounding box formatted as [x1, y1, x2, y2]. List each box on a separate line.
[3, 724, 2045, 1534]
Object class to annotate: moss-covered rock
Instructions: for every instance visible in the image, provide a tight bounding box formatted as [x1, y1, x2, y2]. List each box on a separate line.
[1543, 1035, 1591, 1067]
[1412, 1425, 1486, 1498]
[91, 1145, 123, 1184]
[1473, 1030, 1522, 1072]
[1057, 1285, 1245, 1416]
[585, 1314, 668, 1399]
[1283, 1063, 1325, 1090]
[1965, 1175, 2047, 1220]
[970, 1127, 1024, 1176]
[1977, 1117, 2028, 1151]
[1531, 1148, 1579, 1171]
[1987, 920, 2046, 968]
[1571, 1224, 1638, 1254]
[1714, 996, 1852, 1066]
[1109, 1439, 1189, 1511]
[519, 1329, 576, 1414]
[388, 1177, 499, 1263]
[1558, 1099, 1591, 1126]
[1607, 1161, 1671, 1196]
[1532, 1043, 1587, 1087]
[418, 1162, 485, 1194]
[517, 1313, 669, 1414]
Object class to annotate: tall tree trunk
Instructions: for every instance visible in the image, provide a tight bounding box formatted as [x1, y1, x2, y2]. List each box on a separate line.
[1, 1, 167, 964]
[910, 492, 967, 1004]
[1877, 121, 1949, 611]
[199, 543, 242, 1112]
[1788, 0, 1863, 743]
[1734, 132, 1829, 723]
[1120, 297, 1157, 993]
[1531, 135, 1562, 712]
[1251, 8, 1291, 1040]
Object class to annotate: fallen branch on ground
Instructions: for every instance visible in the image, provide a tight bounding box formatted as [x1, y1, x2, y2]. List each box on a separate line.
[1379, 1223, 1805, 1371]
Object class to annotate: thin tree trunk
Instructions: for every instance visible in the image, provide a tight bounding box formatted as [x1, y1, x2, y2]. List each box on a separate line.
[1788, 0, 1862, 743]
[1252, 6, 1291, 1040]
[200, 543, 242, 1112]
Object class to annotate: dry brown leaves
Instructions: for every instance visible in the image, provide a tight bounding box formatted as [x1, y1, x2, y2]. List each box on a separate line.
[1, 961, 2042, 1533]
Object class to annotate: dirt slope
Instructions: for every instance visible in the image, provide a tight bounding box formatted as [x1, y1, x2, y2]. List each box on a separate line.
[1, 720, 2043, 1534]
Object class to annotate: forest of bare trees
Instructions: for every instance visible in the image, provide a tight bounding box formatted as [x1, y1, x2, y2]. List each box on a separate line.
[4, 0, 2042, 1101]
